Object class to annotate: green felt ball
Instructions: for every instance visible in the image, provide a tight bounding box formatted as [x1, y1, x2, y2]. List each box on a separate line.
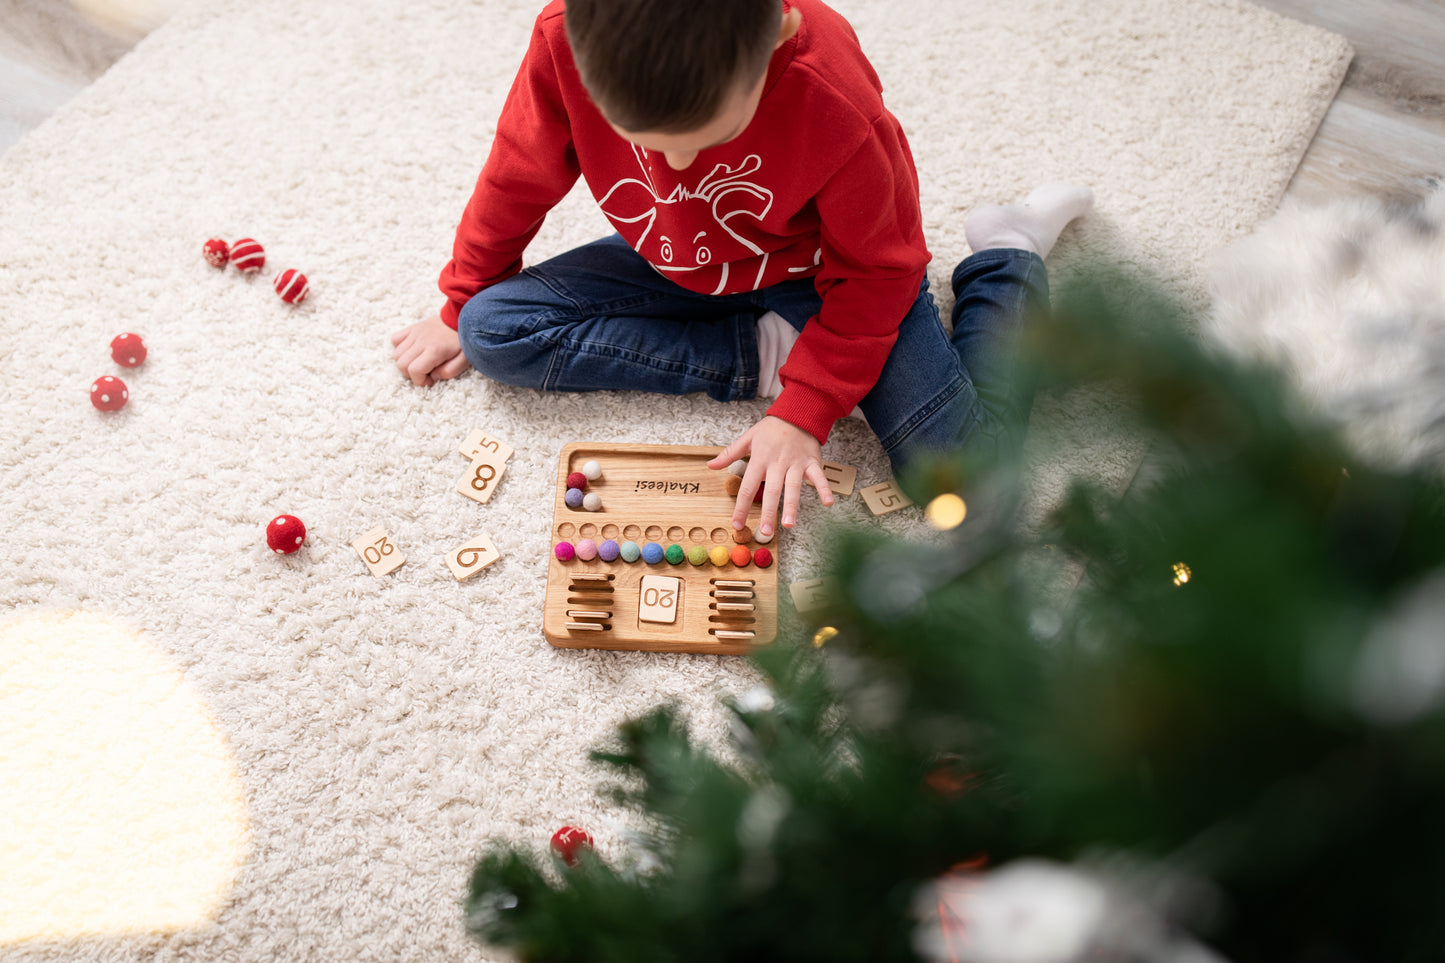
[664, 544, 685, 565]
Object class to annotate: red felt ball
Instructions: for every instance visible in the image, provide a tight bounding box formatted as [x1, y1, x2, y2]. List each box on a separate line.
[565, 471, 587, 490]
[274, 268, 310, 304]
[550, 826, 594, 866]
[266, 514, 307, 555]
[90, 375, 128, 411]
[730, 544, 752, 567]
[752, 547, 773, 568]
[110, 332, 147, 367]
[203, 238, 230, 268]
[230, 238, 266, 274]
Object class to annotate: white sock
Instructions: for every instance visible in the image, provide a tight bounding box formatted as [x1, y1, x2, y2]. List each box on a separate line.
[756, 310, 799, 399]
[963, 183, 1094, 259]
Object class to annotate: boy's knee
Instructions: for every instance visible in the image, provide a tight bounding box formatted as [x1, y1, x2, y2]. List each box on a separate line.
[456, 288, 543, 387]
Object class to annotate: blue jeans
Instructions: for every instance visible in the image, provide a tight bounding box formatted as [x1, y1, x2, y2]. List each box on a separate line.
[457, 234, 1049, 475]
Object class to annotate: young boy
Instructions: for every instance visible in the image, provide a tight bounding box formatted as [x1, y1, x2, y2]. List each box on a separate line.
[391, 0, 1091, 539]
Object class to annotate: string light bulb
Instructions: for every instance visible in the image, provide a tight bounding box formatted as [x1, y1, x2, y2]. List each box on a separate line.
[925, 493, 967, 530]
[812, 626, 839, 648]
[1172, 562, 1192, 587]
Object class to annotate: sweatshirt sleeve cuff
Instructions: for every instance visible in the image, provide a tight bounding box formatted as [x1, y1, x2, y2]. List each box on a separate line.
[440, 301, 462, 331]
[765, 384, 843, 446]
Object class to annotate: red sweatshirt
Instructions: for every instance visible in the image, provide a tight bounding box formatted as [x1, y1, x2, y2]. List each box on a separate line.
[439, 0, 930, 444]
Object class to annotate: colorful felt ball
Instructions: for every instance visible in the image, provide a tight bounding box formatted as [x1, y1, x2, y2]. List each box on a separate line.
[752, 547, 774, 568]
[566, 471, 587, 490]
[664, 544, 685, 565]
[619, 540, 641, 563]
[554, 541, 576, 561]
[732, 525, 753, 544]
[727, 459, 747, 476]
[203, 237, 230, 268]
[575, 538, 598, 561]
[641, 542, 664, 564]
[730, 544, 752, 567]
[724, 474, 743, 497]
[89, 375, 128, 411]
[550, 826, 594, 867]
[687, 545, 708, 566]
[583, 492, 603, 512]
[274, 268, 310, 304]
[598, 539, 620, 562]
[229, 238, 266, 274]
[564, 487, 584, 509]
[266, 514, 307, 554]
[753, 527, 774, 544]
[709, 545, 731, 566]
[581, 459, 602, 481]
[110, 333, 147, 367]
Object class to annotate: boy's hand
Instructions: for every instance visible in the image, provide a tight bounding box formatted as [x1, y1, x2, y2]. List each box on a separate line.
[708, 415, 835, 539]
[391, 314, 472, 386]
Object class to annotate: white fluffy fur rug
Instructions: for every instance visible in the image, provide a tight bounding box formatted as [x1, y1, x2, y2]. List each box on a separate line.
[1208, 184, 1445, 469]
[0, 0, 1348, 959]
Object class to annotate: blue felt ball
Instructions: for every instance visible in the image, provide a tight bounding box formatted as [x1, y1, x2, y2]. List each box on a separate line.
[564, 487, 584, 509]
[619, 540, 641, 563]
[641, 542, 664, 564]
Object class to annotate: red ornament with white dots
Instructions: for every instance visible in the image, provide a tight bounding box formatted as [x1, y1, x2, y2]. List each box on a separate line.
[274, 268, 310, 304]
[550, 826, 594, 866]
[266, 514, 307, 555]
[90, 375, 128, 411]
[110, 333, 147, 367]
[230, 238, 266, 274]
[203, 238, 230, 268]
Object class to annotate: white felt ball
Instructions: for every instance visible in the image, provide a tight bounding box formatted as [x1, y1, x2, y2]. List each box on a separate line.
[582, 459, 602, 480]
[582, 492, 602, 512]
[753, 527, 774, 544]
[727, 459, 747, 476]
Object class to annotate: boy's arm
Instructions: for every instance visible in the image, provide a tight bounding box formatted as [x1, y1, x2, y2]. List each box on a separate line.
[437, 10, 581, 330]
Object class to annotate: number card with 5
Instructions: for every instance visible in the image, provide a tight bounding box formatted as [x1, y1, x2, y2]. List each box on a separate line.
[456, 451, 507, 505]
[352, 526, 406, 577]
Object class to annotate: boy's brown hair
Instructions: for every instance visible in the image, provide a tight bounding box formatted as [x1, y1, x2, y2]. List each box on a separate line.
[564, 0, 781, 134]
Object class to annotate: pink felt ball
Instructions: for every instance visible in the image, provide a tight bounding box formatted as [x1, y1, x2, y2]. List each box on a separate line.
[566, 471, 587, 490]
[550, 826, 594, 867]
[203, 238, 230, 268]
[90, 375, 128, 411]
[110, 332, 147, 367]
[230, 238, 266, 274]
[274, 268, 310, 304]
[266, 514, 307, 555]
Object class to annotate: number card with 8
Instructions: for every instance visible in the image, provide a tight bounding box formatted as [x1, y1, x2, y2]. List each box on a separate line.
[352, 525, 406, 577]
[456, 451, 507, 505]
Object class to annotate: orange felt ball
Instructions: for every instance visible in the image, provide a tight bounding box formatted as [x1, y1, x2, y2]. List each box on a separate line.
[730, 544, 752, 567]
[266, 514, 307, 555]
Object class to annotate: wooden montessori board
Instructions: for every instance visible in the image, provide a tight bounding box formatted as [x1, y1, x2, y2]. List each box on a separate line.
[544, 442, 778, 655]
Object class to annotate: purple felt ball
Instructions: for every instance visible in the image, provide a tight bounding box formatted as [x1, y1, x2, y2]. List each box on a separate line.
[564, 487, 584, 509]
[598, 539, 620, 562]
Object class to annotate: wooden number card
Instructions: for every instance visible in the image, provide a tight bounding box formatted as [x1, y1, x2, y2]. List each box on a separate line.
[860, 479, 914, 516]
[789, 576, 837, 614]
[353, 526, 405, 577]
[445, 534, 501, 581]
[457, 453, 507, 505]
[809, 459, 857, 498]
[459, 429, 514, 465]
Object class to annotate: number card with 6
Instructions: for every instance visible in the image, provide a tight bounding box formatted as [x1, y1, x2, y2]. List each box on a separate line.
[456, 452, 507, 505]
[352, 526, 406, 577]
[445, 534, 501, 581]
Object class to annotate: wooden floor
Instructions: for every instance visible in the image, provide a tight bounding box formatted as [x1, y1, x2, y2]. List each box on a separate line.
[2, 0, 1443, 199]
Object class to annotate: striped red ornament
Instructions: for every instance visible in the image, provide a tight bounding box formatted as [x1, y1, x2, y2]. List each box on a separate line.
[274, 268, 310, 304]
[230, 238, 266, 274]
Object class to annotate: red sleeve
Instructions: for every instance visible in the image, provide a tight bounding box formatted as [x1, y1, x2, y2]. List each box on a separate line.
[765, 115, 929, 443]
[437, 10, 581, 329]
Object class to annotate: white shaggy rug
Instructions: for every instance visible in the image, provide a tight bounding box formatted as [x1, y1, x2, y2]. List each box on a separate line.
[0, 0, 1349, 959]
[1207, 184, 1445, 470]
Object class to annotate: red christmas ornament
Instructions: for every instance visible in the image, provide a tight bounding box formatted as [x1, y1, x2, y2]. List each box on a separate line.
[230, 238, 266, 274]
[203, 238, 230, 268]
[752, 547, 773, 568]
[90, 375, 128, 411]
[266, 514, 307, 555]
[274, 268, 310, 304]
[110, 332, 147, 367]
[550, 826, 594, 866]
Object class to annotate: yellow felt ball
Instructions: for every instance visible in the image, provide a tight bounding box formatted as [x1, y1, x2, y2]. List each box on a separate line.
[709, 545, 731, 566]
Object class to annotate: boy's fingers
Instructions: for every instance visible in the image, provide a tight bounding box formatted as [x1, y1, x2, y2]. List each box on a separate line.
[805, 463, 835, 507]
[437, 352, 471, 381]
[389, 327, 408, 347]
[780, 468, 804, 528]
[708, 435, 750, 470]
[756, 468, 781, 536]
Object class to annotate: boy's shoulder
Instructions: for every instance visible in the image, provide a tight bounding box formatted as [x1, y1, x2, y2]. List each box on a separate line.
[778, 0, 889, 126]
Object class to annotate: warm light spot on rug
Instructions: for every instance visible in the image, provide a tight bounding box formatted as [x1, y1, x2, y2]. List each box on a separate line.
[0, 611, 250, 944]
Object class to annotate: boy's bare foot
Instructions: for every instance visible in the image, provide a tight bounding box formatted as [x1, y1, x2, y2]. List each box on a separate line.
[964, 183, 1094, 259]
